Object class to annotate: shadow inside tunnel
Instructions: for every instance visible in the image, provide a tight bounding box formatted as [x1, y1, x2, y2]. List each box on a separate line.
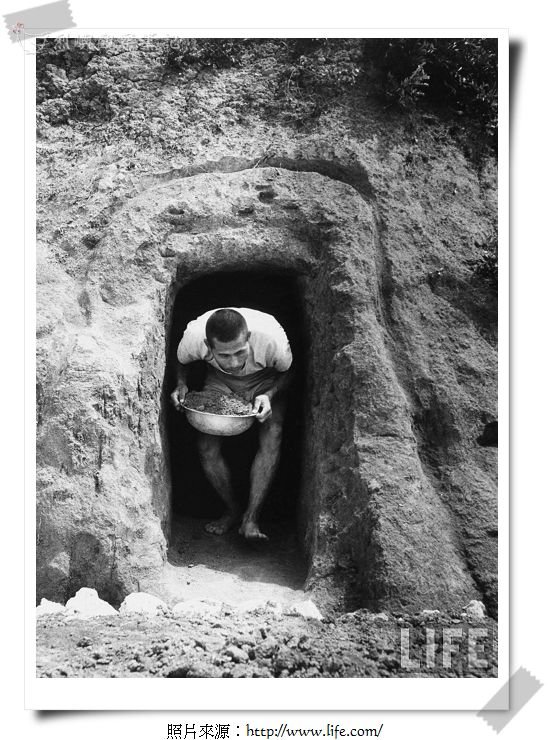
[163, 270, 309, 593]
[167, 513, 307, 590]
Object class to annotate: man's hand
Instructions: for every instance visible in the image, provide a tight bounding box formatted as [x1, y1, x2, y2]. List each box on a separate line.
[170, 383, 188, 411]
[252, 394, 272, 423]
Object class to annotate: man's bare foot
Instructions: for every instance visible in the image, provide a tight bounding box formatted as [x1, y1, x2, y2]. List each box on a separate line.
[204, 513, 238, 535]
[239, 520, 269, 541]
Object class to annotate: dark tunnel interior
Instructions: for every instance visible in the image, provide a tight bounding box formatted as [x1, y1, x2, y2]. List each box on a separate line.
[165, 270, 307, 536]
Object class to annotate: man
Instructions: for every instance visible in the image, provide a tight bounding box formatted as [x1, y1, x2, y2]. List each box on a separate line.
[170, 307, 293, 540]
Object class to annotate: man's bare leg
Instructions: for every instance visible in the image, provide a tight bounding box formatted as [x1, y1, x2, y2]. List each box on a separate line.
[239, 403, 285, 540]
[197, 433, 240, 534]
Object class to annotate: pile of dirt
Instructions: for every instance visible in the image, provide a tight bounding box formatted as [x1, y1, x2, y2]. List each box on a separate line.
[184, 390, 253, 415]
[36, 607, 497, 678]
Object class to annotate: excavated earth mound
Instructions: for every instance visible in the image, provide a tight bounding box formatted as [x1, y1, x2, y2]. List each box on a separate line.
[37, 607, 497, 678]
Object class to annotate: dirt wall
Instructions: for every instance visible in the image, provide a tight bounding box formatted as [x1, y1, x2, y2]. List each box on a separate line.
[36, 41, 497, 613]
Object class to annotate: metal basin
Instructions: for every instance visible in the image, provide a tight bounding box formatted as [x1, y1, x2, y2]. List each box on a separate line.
[182, 405, 256, 436]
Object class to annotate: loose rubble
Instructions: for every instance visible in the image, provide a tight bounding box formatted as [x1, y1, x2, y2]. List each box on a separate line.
[64, 588, 118, 618]
[36, 598, 65, 617]
[36, 589, 497, 678]
[119, 592, 168, 615]
[462, 600, 487, 622]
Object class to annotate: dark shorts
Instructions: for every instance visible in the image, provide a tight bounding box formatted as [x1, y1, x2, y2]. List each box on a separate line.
[203, 366, 280, 403]
[203, 366, 287, 428]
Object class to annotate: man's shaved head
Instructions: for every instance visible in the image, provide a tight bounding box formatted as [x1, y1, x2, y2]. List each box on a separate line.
[205, 309, 248, 346]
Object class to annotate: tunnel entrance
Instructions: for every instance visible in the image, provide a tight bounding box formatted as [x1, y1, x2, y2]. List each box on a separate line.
[162, 270, 308, 601]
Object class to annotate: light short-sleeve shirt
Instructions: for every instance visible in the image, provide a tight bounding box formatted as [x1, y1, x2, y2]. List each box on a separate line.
[176, 307, 293, 375]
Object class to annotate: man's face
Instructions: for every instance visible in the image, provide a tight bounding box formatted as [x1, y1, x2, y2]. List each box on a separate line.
[206, 331, 251, 375]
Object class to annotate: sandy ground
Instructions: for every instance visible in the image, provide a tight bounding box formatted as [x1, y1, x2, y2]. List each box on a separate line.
[154, 517, 309, 607]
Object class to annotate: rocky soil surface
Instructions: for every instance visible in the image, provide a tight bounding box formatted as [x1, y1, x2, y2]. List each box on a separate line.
[37, 592, 497, 678]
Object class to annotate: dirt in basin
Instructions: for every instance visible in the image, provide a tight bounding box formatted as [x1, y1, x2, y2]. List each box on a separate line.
[185, 390, 254, 415]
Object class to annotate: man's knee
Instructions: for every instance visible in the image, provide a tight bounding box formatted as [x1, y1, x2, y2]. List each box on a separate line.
[259, 419, 283, 451]
[197, 433, 222, 463]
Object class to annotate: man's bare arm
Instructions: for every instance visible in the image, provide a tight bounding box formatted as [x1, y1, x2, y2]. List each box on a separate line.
[252, 369, 293, 422]
[264, 368, 293, 403]
[170, 362, 190, 410]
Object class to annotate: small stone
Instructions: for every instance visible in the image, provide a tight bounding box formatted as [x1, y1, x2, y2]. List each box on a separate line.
[285, 600, 323, 620]
[265, 600, 283, 615]
[119, 592, 168, 615]
[368, 479, 381, 493]
[224, 645, 249, 663]
[127, 659, 145, 672]
[252, 666, 272, 677]
[64, 588, 118, 618]
[194, 634, 226, 652]
[464, 600, 486, 621]
[420, 609, 441, 621]
[231, 664, 250, 677]
[186, 664, 220, 678]
[255, 638, 278, 659]
[36, 598, 65, 617]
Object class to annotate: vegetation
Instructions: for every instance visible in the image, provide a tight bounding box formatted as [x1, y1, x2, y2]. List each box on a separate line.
[162, 37, 498, 287]
[164, 38, 245, 70]
[37, 37, 497, 148]
[162, 38, 497, 149]
[362, 38, 498, 150]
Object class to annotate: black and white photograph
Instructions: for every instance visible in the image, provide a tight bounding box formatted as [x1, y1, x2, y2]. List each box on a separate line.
[31, 32, 505, 705]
